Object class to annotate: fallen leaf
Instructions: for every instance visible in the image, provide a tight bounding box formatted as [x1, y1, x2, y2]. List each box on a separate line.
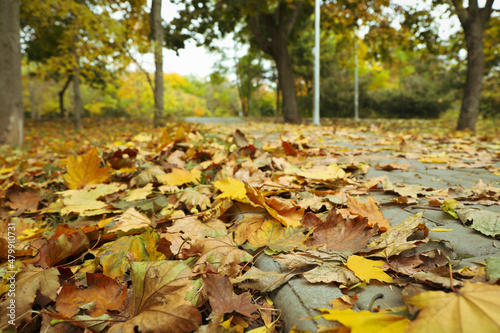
[246, 219, 308, 254]
[406, 282, 500, 332]
[55, 273, 127, 317]
[157, 168, 201, 186]
[486, 257, 500, 282]
[64, 148, 111, 189]
[318, 308, 410, 333]
[455, 207, 500, 237]
[305, 210, 378, 252]
[213, 177, 247, 201]
[5, 184, 40, 215]
[231, 265, 297, 292]
[343, 197, 390, 231]
[296, 163, 346, 181]
[346, 255, 394, 284]
[125, 183, 153, 201]
[375, 161, 412, 171]
[366, 212, 427, 257]
[204, 273, 259, 318]
[0, 266, 60, 330]
[105, 207, 152, 235]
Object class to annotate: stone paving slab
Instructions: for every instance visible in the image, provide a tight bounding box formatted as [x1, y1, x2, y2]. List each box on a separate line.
[250, 131, 500, 332]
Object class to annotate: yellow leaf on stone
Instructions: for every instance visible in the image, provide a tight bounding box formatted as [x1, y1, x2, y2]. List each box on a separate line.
[346, 255, 394, 284]
[430, 228, 454, 232]
[318, 308, 410, 333]
[213, 177, 247, 201]
[125, 183, 153, 202]
[64, 148, 110, 189]
[297, 163, 346, 181]
[406, 281, 500, 333]
[157, 168, 201, 186]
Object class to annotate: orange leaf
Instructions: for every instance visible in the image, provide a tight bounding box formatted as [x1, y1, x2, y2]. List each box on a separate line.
[64, 148, 110, 189]
[344, 197, 390, 231]
[55, 273, 127, 318]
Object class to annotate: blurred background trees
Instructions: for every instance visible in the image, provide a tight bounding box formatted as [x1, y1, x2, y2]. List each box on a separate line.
[2, 0, 498, 145]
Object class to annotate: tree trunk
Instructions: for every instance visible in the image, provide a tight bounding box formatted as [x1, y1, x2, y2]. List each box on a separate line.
[249, 1, 303, 124]
[59, 75, 73, 118]
[275, 42, 301, 123]
[0, 0, 23, 146]
[73, 52, 83, 131]
[453, 0, 494, 131]
[151, 0, 164, 127]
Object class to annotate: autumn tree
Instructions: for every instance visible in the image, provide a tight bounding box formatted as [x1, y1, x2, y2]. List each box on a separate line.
[170, 0, 311, 124]
[0, 0, 24, 146]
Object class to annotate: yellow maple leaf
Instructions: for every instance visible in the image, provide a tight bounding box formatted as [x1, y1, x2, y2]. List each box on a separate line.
[296, 163, 346, 181]
[157, 168, 201, 186]
[64, 148, 110, 189]
[213, 177, 247, 201]
[406, 281, 500, 333]
[346, 255, 394, 284]
[125, 183, 154, 202]
[318, 308, 410, 333]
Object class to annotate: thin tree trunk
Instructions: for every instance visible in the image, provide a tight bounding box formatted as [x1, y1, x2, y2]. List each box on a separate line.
[0, 0, 23, 146]
[151, 0, 164, 127]
[28, 62, 36, 120]
[59, 75, 73, 118]
[73, 48, 83, 131]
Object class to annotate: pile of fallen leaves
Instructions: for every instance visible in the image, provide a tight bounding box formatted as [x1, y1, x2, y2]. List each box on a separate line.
[1, 118, 499, 332]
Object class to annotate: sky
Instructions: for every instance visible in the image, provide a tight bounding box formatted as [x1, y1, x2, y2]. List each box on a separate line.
[145, 0, 496, 79]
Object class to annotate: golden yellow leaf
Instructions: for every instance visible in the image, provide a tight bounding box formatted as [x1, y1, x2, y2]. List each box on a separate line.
[213, 177, 247, 201]
[125, 183, 154, 201]
[406, 281, 500, 333]
[296, 163, 346, 181]
[246, 219, 308, 254]
[318, 308, 410, 333]
[64, 148, 110, 189]
[346, 255, 394, 284]
[157, 168, 201, 186]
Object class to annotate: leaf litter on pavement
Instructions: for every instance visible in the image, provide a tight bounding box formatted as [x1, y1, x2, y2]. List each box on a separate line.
[1, 118, 500, 332]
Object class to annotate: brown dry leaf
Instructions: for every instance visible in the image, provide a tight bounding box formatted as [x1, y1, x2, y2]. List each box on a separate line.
[108, 260, 202, 333]
[204, 273, 259, 318]
[233, 129, 250, 148]
[55, 273, 127, 317]
[406, 281, 500, 333]
[5, 184, 40, 215]
[246, 219, 309, 254]
[186, 235, 253, 277]
[177, 188, 211, 211]
[366, 212, 427, 258]
[0, 266, 60, 330]
[30, 229, 90, 268]
[167, 216, 227, 240]
[230, 265, 297, 292]
[305, 210, 378, 252]
[303, 264, 360, 285]
[343, 197, 390, 231]
[329, 294, 359, 311]
[375, 161, 411, 171]
[64, 148, 111, 189]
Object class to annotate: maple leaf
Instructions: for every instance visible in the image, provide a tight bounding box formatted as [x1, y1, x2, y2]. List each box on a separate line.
[186, 234, 253, 277]
[167, 216, 227, 240]
[366, 212, 427, 257]
[318, 308, 410, 333]
[245, 184, 303, 227]
[108, 260, 202, 333]
[157, 168, 201, 186]
[204, 273, 259, 318]
[177, 188, 211, 211]
[405, 282, 500, 332]
[64, 148, 111, 189]
[230, 265, 298, 292]
[97, 228, 165, 281]
[55, 273, 127, 318]
[0, 266, 60, 330]
[59, 183, 125, 216]
[246, 219, 309, 254]
[5, 184, 40, 215]
[346, 255, 394, 284]
[213, 177, 248, 201]
[304, 210, 378, 252]
[125, 183, 153, 201]
[29, 229, 90, 268]
[342, 197, 390, 231]
[105, 207, 152, 235]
